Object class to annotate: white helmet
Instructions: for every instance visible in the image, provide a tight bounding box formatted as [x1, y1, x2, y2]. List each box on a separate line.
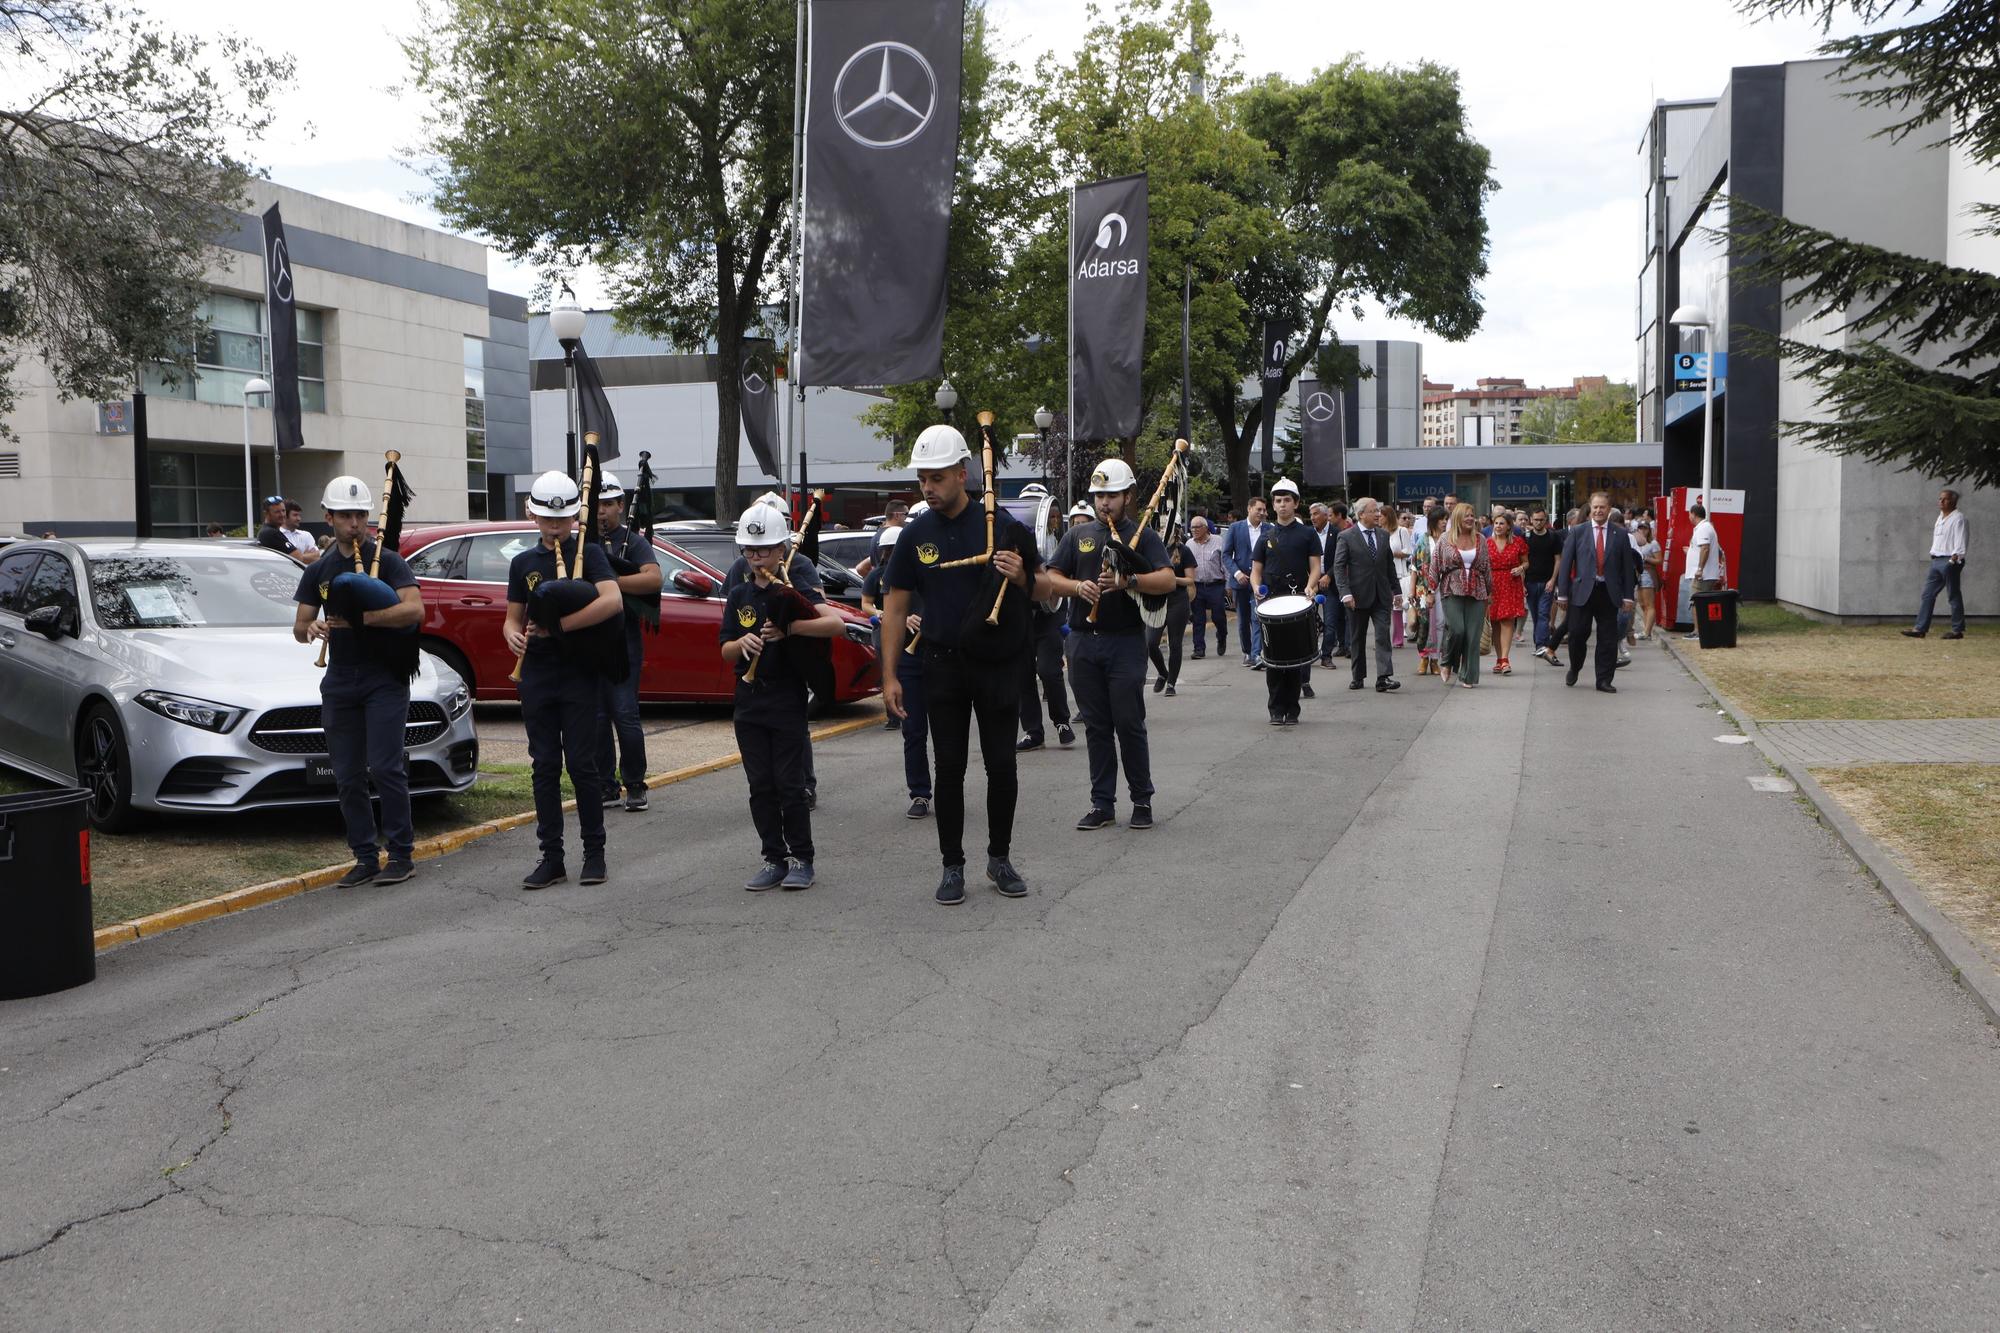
[1270, 476, 1300, 498]
[321, 476, 374, 513]
[1068, 501, 1093, 518]
[734, 502, 790, 547]
[755, 490, 786, 511]
[910, 424, 971, 471]
[597, 470, 625, 501]
[526, 470, 582, 517]
[1088, 458, 1137, 494]
[1019, 482, 1050, 498]
[876, 525, 903, 548]
[907, 500, 930, 518]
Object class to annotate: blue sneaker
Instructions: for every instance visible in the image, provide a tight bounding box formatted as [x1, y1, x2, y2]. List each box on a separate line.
[935, 865, 966, 906]
[745, 860, 786, 891]
[781, 859, 815, 890]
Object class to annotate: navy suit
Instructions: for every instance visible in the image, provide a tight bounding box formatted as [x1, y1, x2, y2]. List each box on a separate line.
[1553, 520, 1639, 686]
[1224, 519, 1269, 661]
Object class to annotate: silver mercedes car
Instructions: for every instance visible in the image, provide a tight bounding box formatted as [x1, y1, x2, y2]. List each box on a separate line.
[0, 538, 478, 830]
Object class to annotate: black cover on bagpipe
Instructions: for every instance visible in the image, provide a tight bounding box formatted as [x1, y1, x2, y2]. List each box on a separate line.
[328, 542, 420, 678]
[734, 580, 818, 683]
[528, 537, 629, 683]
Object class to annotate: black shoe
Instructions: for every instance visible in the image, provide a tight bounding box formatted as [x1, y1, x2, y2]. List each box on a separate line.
[624, 791, 649, 812]
[337, 861, 379, 888]
[1943, 630, 1965, 640]
[522, 859, 565, 890]
[1253, 661, 1266, 671]
[1901, 628, 1927, 638]
[1075, 807, 1116, 831]
[1334, 648, 1351, 659]
[1541, 649, 1563, 665]
[1300, 684, 1316, 700]
[936, 865, 966, 906]
[1565, 667, 1580, 687]
[745, 859, 787, 891]
[805, 787, 817, 811]
[1017, 734, 1045, 753]
[781, 859, 815, 890]
[1318, 656, 1332, 668]
[1285, 713, 1300, 726]
[1270, 712, 1285, 726]
[987, 856, 1028, 897]
[1129, 805, 1153, 830]
[1242, 655, 1254, 667]
[600, 789, 621, 807]
[1192, 649, 1205, 660]
[884, 715, 902, 730]
[1349, 679, 1365, 691]
[1164, 683, 1176, 697]
[1153, 676, 1166, 694]
[375, 859, 415, 886]
[907, 797, 930, 819]
[1596, 682, 1618, 694]
[1056, 723, 1075, 747]
[580, 855, 607, 885]
[1376, 677, 1400, 692]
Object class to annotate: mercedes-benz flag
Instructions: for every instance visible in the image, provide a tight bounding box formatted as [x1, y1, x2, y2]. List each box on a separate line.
[739, 343, 781, 479]
[260, 204, 303, 453]
[1258, 318, 1295, 477]
[1298, 378, 1346, 489]
[1070, 173, 1148, 442]
[796, 0, 963, 388]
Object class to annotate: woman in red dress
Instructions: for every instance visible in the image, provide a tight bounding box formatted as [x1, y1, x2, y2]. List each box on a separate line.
[1485, 511, 1529, 674]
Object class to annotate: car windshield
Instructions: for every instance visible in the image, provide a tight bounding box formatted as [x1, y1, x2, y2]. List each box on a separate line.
[89, 553, 299, 629]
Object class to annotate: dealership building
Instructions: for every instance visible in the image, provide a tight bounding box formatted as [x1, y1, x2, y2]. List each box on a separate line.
[0, 181, 529, 538]
[1637, 59, 1994, 619]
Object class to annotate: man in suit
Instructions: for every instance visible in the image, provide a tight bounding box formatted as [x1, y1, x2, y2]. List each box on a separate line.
[1310, 502, 1350, 665]
[1331, 496, 1402, 693]
[1224, 498, 1270, 668]
[1552, 490, 1639, 693]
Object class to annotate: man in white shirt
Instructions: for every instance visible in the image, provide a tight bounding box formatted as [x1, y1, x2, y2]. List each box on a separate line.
[282, 502, 318, 558]
[1679, 503, 1725, 642]
[1904, 488, 1969, 640]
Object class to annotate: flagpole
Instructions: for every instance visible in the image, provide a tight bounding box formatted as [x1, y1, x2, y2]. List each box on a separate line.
[783, 0, 808, 513]
[1065, 183, 1076, 517]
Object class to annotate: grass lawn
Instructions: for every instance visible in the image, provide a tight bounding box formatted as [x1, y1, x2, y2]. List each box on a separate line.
[1811, 764, 2000, 967]
[1688, 603, 2000, 721]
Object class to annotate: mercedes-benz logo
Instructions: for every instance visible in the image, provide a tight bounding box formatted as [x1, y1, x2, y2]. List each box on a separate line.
[833, 41, 937, 150]
[1095, 212, 1128, 250]
[742, 364, 768, 396]
[1305, 392, 1336, 422]
[269, 236, 294, 304]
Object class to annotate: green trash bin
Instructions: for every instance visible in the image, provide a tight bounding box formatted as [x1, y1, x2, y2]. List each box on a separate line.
[0, 787, 96, 1001]
[1691, 588, 1740, 649]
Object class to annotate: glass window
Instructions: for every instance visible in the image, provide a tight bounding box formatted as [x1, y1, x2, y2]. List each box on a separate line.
[463, 532, 541, 584]
[1674, 180, 1731, 358]
[87, 553, 298, 629]
[147, 292, 327, 414]
[20, 553, 77, 614]
[464, 337, 486, 520]
[406, 538, 465, 579]
[0, 551, 40, 611]
[146, 449, 248, 536]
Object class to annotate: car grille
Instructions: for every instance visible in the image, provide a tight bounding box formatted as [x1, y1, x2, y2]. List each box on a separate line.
[248, 701, 450, 755]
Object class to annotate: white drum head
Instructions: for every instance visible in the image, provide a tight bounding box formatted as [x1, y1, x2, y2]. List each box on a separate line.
[1259, 594, 1314, 618]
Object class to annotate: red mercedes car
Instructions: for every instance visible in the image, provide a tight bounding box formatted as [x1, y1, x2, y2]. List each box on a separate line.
[396, 522, 881, 705]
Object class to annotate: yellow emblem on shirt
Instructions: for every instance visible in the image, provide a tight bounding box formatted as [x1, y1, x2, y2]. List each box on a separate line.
[736, 605, 758, 628]
[1078, 538, 1097, 554]
[917, 543, 940, 565]
[525, 571, 541, 592]
[318, 582, 330, 599]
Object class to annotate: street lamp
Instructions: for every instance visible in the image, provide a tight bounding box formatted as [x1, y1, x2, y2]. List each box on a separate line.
[935, 378, 958, 426]
[1670, 304, 1715, 496]
[242, 377, 272, 533]
[550, 298, 587, 477]
[1033, 405, 1054, 495]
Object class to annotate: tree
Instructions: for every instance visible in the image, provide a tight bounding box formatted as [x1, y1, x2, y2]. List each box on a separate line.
[1731, 0, 2000, 487]
[406, 0, 793, 517]
[0, 1, 292, 434]
[1517, 381, 1637, 443]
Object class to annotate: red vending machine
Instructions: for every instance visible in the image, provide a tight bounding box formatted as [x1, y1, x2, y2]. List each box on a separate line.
[1661, 487, 1745, 629]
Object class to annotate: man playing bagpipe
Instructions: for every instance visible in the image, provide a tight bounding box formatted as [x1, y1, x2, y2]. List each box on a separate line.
[291, 469, 423, 888]
[505, 469, 624, 890]
[719, 502, 845, 891]
[593, 471, 662, 814]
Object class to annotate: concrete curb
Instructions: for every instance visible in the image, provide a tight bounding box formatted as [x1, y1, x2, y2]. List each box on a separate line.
[92, 713, 882, 955]
[1663, 636, 2000, 1028]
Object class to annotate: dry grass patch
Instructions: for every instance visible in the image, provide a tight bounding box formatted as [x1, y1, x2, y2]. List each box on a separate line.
[1691, 606, 2000, 721]
[1813, 764, 2000, 967]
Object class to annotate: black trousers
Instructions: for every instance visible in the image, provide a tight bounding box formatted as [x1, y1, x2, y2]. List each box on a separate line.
[1567, 583, 1620, 686]
[924, 645, 1021, 868]
[735, 711, 813, 863]
[1266, 664, 1302, 718]
[1146, 592, 1190, 685]
[519, 654, 604, 861]
[1018, 611, 1071, 739]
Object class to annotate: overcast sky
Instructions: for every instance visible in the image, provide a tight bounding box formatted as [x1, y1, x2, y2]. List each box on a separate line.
[144, 0, 1876, 389]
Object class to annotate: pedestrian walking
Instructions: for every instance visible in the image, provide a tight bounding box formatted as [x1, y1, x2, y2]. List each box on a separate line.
[1332, 497, 1402, 693]
[1436, 503, 1493, 688]
[1251, 478, 1321, 725]
[1523, 507, 1562, 662]
[864, 522, 936, 816]
[592, 471, 661, 813]
[1017, 489, 1076, 752]
[1313, 502, 1349, 662]
[1904, 488, 1969, 639]
[1224, 499, 1269, 667]
[1632, 520, 1660, 639]
[1185, 515, 1229, 659]
[1553, 491, 1640, 694]
[1146, 525, 1194, 697]
[1485, 511, 1528, 675]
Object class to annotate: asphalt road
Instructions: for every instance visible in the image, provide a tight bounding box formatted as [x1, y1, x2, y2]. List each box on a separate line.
[6, 643, 2000, 1331]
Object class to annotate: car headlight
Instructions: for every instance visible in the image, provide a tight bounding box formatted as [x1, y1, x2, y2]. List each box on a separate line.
[843, 622, 874, 648]
[445, 681, 472, 720]
[135, 690, 246, 733]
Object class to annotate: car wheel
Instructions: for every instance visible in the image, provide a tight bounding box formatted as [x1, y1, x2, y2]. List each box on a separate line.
[76, 703, 137, 832]
[424, 640, 475, 695]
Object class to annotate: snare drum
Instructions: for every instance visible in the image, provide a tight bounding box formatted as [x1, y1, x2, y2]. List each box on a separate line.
[1256, 594, 1320, 669]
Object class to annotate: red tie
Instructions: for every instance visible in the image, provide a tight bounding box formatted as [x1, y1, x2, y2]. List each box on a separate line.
[1595, 524, 1605, 575]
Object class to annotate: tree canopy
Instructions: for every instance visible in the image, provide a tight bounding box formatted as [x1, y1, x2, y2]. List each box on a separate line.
[1517, 381, 1637, 444]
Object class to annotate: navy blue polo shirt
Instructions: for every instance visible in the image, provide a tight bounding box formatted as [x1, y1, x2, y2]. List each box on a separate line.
[294, 541, 416, 671]
[885, 499, 1038, 649]
[506, 535, 615, 658]
[1253, 518, 1319, 598]
[1049, 518, 1170, 635]
[723, 550, 823, 600]
[602, 524, 661, 633]
[720, 580, 816, 723]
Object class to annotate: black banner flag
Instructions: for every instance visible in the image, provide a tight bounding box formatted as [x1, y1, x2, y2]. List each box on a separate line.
[796, 0, 964, 388]
[1258, 318, 1295, 477]
[260, 204, 303, 453]
[739, 342, 782, 480]
[1298, 378, 1346, 490]
[572, 344, 620, 463]
[1070, 172, 1148, 443]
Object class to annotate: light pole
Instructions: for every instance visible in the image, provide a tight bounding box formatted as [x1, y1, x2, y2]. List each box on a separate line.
[549, 298, 588, 478]
[242, 377, 271, 533]
[1034, 405, 1054, 495]
[1670, 304, 1715, 496]
[935, 378, 958, 427]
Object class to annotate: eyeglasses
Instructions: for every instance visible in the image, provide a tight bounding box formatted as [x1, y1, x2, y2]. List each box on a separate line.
[264, 495, 284, 505]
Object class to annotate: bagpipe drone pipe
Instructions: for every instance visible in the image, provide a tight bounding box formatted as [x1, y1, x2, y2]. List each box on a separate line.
[952, 412, 1030, 662]
[320, 451, 419, 676]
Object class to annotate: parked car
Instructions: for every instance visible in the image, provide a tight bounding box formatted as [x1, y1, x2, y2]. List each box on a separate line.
[656, 521, 867, 607]
[814, 529, 884, 576]
[0, 539, 479, 831]
[395, 522, 881, 705]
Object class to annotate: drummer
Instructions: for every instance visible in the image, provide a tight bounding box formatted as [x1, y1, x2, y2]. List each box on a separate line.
[1250, 477, 1321, 728]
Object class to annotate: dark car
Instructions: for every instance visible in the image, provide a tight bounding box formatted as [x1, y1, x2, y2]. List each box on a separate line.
[658, 522, 867, 608]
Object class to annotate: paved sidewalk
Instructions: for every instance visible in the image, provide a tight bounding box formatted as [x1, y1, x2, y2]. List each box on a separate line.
[1759, 717, 2000, 766]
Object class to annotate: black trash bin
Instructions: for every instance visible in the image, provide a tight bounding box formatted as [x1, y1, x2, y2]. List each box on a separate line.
[1691, 588, 1740, 649]
[0, 787, 96, 1001]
